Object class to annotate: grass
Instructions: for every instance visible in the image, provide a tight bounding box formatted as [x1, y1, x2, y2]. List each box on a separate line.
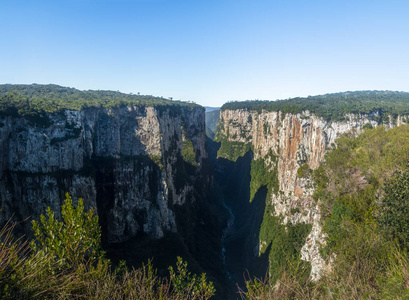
[243, 125, 409, 299]
[0, 194, 215, 300]
[0, 223, 215, 299]
[241, 239, 409, 300]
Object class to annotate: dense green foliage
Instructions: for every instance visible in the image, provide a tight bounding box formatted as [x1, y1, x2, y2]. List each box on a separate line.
[248, 149, 310, 283]
[259, 205, 312, 284]
[182, 139, 198, 166]
[213, 116, 252, 161]
[222, 90, 409, 121]
[214, 138, 252, 162]
[169, 257, 215, 299]
[244, 124, 409, 299]
[312, 125, 409, 298]
[31, 193, 104, 268]
[296, 163, 311, 178]
[214, 93, 409, 297]
[0, 194, 215, 299]
[378, 168, 409, 249]
[0, 84, 200, 125]
[315, 125, 409, 264]
[249, 151, 279, 202]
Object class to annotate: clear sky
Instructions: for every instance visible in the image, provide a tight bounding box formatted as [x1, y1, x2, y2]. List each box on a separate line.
[1, 0, 408, 107]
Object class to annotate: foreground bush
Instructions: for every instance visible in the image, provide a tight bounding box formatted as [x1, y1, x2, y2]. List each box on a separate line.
[0, 194, 215, 299]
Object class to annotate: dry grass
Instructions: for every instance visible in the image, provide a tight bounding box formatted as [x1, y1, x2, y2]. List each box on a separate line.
[240, 229, 409, 300]
[0, 222, 213, 300]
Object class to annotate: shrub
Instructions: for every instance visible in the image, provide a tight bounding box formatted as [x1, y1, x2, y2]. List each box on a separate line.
[296, 163, 311, 178]
[169, 256, 215, 299]
[31, 193, 105, 268]
[378, 167, 409, 249]
[0, 194, 216, 299]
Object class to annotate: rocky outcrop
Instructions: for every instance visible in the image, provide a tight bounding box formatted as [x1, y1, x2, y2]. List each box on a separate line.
[0, 105, 207, 243]
[216, 109, 406, 280]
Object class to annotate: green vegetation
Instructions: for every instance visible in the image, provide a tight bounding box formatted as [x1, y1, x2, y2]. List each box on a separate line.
[259, 205, 312, 283]
[213, 120, 252, 161]
[222, 90, 409, 122]
[249, 151, 279, 202]
[149, 155, 164, 170]
[243, 124, 409, 299]
[215, 124, 310, 285]
[31, 193, 104, 269]
[182, 139, 198, 166]
[169, 257, 215, 299]
[312, 124, 409, 298]
[214, 135, 252, 162]
[0, 194, 215, 299]
[0, 84, 200, 126]
[378, 167, 409, 249]
[247, 148, 310, 283]
[296, 163, 311, 178]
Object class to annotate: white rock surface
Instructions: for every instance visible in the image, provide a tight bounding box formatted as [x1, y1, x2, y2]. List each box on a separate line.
[217, 108, 407, 280]
[0, 105, 207, 243]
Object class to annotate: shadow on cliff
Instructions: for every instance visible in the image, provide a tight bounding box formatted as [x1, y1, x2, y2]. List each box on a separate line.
[98, 145, 231, 299]
[208, 140, 270, 299]
[0, 107, 231, 298]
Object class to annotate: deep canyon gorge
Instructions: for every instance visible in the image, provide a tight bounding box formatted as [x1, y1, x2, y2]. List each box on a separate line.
[2, 85, 409, 298]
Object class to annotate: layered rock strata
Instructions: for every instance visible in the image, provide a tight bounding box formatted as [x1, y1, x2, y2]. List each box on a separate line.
[216, 109, 406, 280]
[0, 106, 207, 243]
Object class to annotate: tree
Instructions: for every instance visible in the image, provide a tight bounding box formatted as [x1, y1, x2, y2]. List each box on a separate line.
[31, 193, 105, 268]
[169, 256, 215, 299]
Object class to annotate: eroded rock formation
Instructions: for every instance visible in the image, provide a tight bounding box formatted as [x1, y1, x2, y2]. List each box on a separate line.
[0, 105, 207, 243]
[216, 108, 407, 280]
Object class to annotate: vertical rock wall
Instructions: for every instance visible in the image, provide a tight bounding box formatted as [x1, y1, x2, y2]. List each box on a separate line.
[216, 108, 407, 280]
[0, 105, 207, 243]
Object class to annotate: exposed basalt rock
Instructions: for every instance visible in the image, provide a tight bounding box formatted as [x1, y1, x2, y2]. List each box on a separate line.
[0, 105, 207, 243]
[216, 108, 407, 280]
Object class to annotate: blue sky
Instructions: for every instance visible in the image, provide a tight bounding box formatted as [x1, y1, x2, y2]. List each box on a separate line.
[1, 0, 408, 107]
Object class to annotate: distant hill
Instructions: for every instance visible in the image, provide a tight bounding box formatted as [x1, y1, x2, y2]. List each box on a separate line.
[205, 109, 220, 139]
[222, 90, 409, 122]
[205, 106, 220, 112]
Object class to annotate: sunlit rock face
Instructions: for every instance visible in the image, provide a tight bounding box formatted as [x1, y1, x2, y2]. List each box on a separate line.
[0, 105, 207, 243]
[217, 108, 406, 280]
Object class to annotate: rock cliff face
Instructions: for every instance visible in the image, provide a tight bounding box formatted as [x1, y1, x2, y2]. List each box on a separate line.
[0, 105, 207, 243]
[215, 109, 407, 280]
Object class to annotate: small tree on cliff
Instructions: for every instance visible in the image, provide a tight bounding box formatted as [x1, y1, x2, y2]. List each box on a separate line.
[31, 193, 105, 268]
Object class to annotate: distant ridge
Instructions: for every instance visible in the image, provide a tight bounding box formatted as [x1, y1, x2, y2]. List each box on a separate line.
[222, 90, 409, 122]
[205, 106, 220, 112]
[205, 108, 220, 139]
[0, 83, 200, 115]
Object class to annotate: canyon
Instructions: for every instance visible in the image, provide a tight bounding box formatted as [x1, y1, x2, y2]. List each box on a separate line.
[2, 86, 409, 298]
[215, 108, 407, 282]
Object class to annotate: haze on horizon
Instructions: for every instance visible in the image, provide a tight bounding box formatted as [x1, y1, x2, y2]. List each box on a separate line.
[1, 0, 408, 107]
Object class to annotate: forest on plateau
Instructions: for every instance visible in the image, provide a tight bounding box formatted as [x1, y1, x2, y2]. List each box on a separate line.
[0, 84, 200, 126]
[3, 84, 409, 299]
[222, 90, 409, 122]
